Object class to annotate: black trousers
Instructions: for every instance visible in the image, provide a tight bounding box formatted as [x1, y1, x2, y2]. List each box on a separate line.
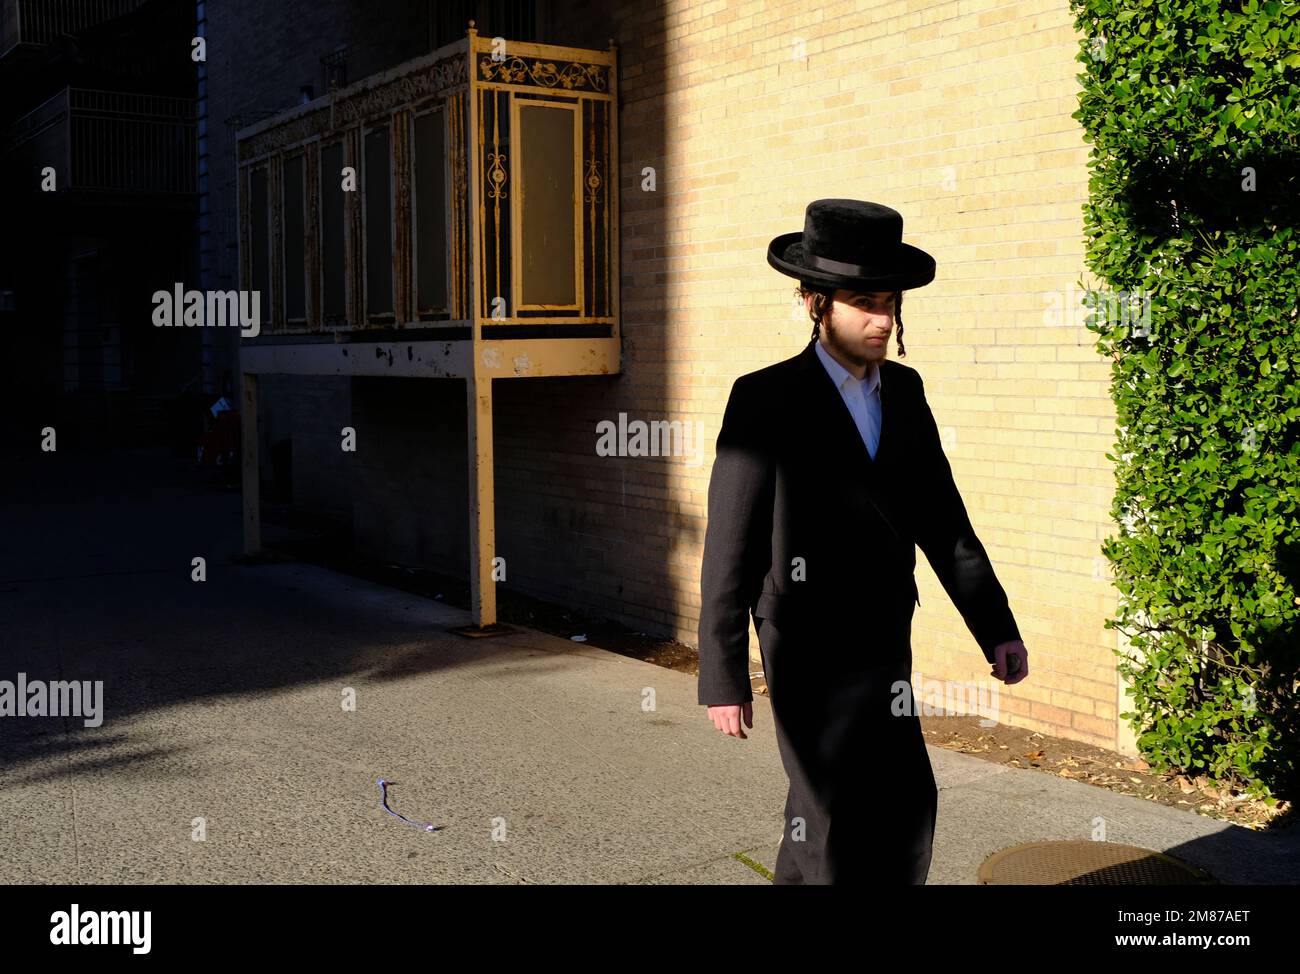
[757, 613, 938, 885]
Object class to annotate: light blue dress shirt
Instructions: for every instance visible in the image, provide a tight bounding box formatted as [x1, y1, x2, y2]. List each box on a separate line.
[814, 340, 882, 459]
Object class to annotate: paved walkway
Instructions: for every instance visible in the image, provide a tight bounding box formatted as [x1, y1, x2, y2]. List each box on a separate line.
[2, 449, 1296, 884]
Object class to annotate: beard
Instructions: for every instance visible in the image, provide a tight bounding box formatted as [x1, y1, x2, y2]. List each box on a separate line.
[824, 311, 887, 370]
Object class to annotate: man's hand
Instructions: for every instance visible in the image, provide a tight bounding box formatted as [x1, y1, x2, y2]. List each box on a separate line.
[991, 640, 1029, 685]
[707, 702, 753, 739]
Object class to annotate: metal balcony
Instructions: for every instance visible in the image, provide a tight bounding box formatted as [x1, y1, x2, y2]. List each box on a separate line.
[0, 0, 150, 58]
[4, 86, 196, 195]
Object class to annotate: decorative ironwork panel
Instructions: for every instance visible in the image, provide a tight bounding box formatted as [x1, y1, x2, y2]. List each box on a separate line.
[450, 90, 470, 321]
[477, 52, 608, 93]
[247, 166, 270, 327]
[392, 109, 412, 324]
[477, 88, 512, 320]
[583, 97, 612, 318]
[237, 51, 466, 161]
[304, 146, 320, 329]
[336, 54, 466, 125]
[269, 156, 283, 332]
[346, 127, 363, 328]
[238, 108, 330, 163]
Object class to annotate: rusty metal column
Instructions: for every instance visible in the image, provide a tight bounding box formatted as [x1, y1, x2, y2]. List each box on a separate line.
[240, 370, 260, 555]
[463, 20, 496, 630]
[465, 372, 496, 627]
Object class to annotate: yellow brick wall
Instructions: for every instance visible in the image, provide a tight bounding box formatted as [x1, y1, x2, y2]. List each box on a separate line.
[551, 0, 1130, 753]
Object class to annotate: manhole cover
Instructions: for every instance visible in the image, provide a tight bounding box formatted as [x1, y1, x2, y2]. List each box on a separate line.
[978, 841, 1216, 885]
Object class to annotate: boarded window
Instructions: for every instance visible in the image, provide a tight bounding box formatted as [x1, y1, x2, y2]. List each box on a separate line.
[518, 103, 575, 308]
[283, 154, 306, 320]
[413, 109, 448, 314]
[364, 126, 393, 315]
[320, 141, 345, 321]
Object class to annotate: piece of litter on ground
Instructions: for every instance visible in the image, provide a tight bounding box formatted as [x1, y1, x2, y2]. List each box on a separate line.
[377, 777, 439, 832]
[570, 634, 587, 642]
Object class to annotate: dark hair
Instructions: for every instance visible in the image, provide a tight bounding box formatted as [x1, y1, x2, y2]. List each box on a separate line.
[795, 283, 906, 357]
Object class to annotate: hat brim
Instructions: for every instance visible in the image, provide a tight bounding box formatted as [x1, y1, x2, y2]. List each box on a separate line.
[766, 232, 936, 291]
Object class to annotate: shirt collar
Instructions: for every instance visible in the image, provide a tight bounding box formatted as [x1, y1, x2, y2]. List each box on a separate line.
[814, 339, 879, 394]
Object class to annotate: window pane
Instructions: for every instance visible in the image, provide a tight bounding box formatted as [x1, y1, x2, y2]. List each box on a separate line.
[320, 142, 345, 320]
[283, 154, 305, 320]
[413, 110, 448, 312]
[518, 104, 575, 307]
[364, 126, 393, 314]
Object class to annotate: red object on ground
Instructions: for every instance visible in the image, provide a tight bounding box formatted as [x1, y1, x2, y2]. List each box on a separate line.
[199, 409, 240, 466]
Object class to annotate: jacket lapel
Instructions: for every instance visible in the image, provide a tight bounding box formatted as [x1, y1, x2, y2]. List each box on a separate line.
[795, 339, 904, 541]
[796, 339, 891, 470]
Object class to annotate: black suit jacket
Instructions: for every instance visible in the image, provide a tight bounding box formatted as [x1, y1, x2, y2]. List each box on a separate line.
[697, 338, 1022, 706]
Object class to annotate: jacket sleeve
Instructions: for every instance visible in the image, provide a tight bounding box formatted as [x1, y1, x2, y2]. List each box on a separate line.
[910, 371, 1021, 664]
[697, 375, 775, 705]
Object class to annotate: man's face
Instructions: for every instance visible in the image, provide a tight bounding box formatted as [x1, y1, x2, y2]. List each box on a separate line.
[810, 288, 896, 367]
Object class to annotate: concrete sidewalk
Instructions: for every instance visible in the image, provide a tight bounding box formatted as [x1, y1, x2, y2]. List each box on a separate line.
[2, 449, 1297, 884]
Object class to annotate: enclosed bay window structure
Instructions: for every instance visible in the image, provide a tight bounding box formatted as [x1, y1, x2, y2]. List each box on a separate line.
[236, 25, 620, 630]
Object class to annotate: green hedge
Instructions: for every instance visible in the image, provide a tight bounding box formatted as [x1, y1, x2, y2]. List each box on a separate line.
[1070, 0, 1300, 804]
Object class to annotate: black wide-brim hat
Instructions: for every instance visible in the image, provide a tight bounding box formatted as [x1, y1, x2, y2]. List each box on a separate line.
[767, 198, 936, 292]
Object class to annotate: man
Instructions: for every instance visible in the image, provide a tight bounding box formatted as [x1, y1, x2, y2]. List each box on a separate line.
[697, 199, 1030, 885]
